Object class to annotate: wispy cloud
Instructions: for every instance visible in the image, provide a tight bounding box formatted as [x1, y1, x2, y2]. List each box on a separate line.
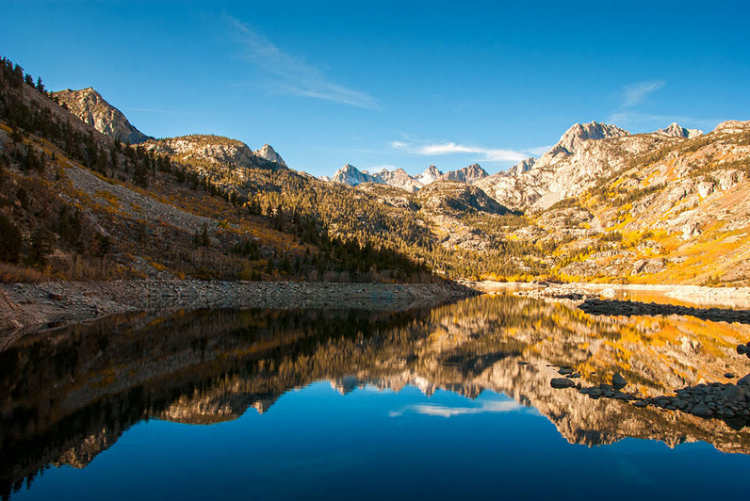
[389, 399, 525, 418]
[391, 140, 530, 163]
[127, 107, 201, 115]
[525, 145, 553, 156]
[620, 80, 665, 109]
[227, 16, 377, 109]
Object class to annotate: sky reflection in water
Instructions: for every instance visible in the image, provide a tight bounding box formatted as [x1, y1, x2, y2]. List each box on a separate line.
[3, 295, 750, 500]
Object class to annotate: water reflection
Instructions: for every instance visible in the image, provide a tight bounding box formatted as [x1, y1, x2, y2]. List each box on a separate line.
[1, 295, 750, 498]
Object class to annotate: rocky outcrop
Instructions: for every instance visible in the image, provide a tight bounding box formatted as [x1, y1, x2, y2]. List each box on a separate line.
[547, 121, 629, 158]
[416, 180, 510, 216]
[327, 163, 489, 192]
[415, 164, 443, 185]
[374, 167, 423, 192]
[253, 143, 287, 166]
[477, 122, 667, 210]
[713, 120, 750, 135]
[654, 122, 703, 138]
[52, 87, 149, 144]
[439, 163, 489, 183]
[145, 134, 262, 168]
[330, 163, 379, 186]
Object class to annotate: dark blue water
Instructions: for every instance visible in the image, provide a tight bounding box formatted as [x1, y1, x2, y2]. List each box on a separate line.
[2, 296, 750, 500]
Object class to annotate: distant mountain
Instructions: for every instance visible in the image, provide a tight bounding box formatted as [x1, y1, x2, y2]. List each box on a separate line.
[254, 143, 287, 166]
[654, 122, 703, 139]
[545, 121, 630, 159]
[477, 121, 635, 210]
[327, 162, 489, 192]
[373, 167, 423, 192]
[439, 163, 488, 183]
[52, 87, 150, 144]
[415, 165, 442, 185]
[330, 164, 379, 186]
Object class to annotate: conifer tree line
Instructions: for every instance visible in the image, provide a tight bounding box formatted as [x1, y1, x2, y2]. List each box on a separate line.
[0, 55, 435, 282]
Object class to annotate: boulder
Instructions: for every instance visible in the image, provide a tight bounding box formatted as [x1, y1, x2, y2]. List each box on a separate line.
[551, 378, 576, 389]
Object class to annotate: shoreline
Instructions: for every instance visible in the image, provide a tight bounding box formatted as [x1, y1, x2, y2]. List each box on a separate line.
[0, 279, 479, 335]
[468, 280, 750, 309]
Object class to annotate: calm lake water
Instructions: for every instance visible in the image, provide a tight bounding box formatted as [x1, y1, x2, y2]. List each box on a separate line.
[2, 294, 750, 500]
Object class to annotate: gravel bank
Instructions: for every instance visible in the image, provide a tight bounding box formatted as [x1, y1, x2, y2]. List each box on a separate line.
[0, 280, 479, 336]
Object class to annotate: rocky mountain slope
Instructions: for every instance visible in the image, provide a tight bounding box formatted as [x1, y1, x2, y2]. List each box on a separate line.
[0, 56, 433, 284]
[52, 87, 149, 144]
[3, 54, 749, 285]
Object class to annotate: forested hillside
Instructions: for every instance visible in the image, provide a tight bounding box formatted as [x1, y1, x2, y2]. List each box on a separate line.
[2, 54, 750, 285]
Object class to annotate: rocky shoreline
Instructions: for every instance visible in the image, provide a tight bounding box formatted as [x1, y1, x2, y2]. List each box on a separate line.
[0, 279, 479, 337]
[579, 298, 750, 324]
[472, 280, 750, 308]
[551, 367, 750, 425]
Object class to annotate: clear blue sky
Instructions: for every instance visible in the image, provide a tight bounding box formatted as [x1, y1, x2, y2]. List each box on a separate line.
[3, 0, 749, 177]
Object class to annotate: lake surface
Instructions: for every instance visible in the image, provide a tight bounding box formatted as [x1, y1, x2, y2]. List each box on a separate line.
[2, 295, 750, 500]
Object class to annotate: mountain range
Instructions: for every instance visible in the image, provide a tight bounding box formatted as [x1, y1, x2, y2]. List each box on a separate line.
[2, 54, 750, 286]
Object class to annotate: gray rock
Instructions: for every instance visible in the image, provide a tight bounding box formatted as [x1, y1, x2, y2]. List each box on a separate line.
[551, 378, 576, 389]
[724, 373, 735, 379]
[612, 372, 627, 390]
[738, 374, 750, 388]
[692, 403, 713, 417]
[723, 385, 746, 403]
[558, 367, 573, 375]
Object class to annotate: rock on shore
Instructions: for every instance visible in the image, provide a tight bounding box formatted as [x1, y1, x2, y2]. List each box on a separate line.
[0, 280, 479, 335]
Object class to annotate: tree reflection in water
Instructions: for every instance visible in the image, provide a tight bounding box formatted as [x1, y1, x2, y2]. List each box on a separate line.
[1, 294, 750, 498]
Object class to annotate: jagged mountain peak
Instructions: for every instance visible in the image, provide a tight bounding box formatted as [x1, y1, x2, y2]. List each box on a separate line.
[440, 163, 489, 183]
[52, 87, 150, 144]
[654, 122, 703, 138]
[552, 121, 630, 156]
[507, 157, 536, 176]
[415, 165, 443, 185]
[330, 164, 380, 186]
[254, 143, 287, 166]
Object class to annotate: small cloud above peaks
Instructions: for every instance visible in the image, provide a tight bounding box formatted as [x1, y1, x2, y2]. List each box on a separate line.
[621, 80, 665, 109]
[392, 140, 528, 163]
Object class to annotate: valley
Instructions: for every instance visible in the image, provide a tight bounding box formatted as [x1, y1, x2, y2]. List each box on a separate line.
[1, 54, 749, 306]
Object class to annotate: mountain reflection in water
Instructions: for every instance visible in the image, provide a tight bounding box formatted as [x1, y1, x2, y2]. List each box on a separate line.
[2, 294, 750, 499]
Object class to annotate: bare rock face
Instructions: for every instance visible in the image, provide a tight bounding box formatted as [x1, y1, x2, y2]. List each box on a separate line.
[439, 163, 489, 184]
[330, 164, 380, 186]
[52, 87, 149, 144]
[476, 122, 666, 211]
[654, 122, 703, 139]
[507, 157, 536, 176]
[713, 120, 750, 134]
[547, 121, 630, 158]
[145, 135, 262, 168]
[416, 180, 510, 216]
[327, 163, 488, 192]
[415, 165, 443, 185]
[253, 143, 287, 166]
[375, 167, 423, 192]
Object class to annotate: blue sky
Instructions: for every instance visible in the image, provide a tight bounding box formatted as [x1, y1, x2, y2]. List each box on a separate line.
[3, 0, 749, 177]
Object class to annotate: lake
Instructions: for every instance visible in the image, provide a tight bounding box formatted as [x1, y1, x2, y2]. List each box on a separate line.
[2, 294, 750, 500]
